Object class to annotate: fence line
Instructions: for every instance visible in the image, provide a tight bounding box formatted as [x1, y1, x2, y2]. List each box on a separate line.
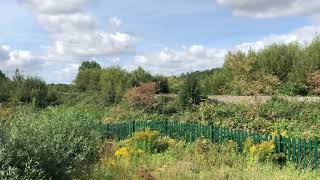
[105, 120, 319, 170]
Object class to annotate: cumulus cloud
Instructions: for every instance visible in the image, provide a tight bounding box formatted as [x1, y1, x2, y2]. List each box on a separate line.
[12, 0, 137, 82]
[217, 0, 320, 18]
[134, 45, 226, 75]
[236, 25, 320, 51]
[133, 24, 320, 75]
[0, 45, 44, 76]
[21, 0, 136, 59]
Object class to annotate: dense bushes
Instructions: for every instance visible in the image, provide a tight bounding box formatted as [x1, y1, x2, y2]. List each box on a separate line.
[0, 71, 10, 103]
[0, 106, 102, 179]
[0, 70, 60, 107]
[202, 37, 320, 96]
[179, 75, 202, 109]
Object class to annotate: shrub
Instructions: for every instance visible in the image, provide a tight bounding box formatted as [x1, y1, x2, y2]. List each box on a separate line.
[277, 82, 308, 96]
[152, 95, 179, 115]
[124, 82, 158, 109]
[0, 106, 102, 179]
[244, 138, 275, 163]
[259, 97, 299, 120]
[178, 75, 202, 109]
[306, 70, 320, 95]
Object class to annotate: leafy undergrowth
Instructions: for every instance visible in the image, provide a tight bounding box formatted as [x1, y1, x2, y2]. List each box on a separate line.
[0, 106, 103, 180]
[91, 130, 320, 180]
[101, 96, 320, 139]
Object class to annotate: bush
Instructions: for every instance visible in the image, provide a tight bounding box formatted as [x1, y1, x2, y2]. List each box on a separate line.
[178, 75, 202, 109]
[152, 95, 179, 115]
[244, 138, 275, 163]
[124, 82, 158, 110]
[306, 70, 320, 95]
[0, 106, 102, 179]
[0, 75, 10, 103]
[259, 97, 298, 120]
[277, 82, 308, 96]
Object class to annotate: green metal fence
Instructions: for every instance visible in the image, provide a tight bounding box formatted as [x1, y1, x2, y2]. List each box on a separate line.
[105, 120, 319, 169]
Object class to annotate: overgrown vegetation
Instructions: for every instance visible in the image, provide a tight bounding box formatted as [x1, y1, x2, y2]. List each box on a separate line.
[91, 130, 319, 180]
[1, 37, 320, 179]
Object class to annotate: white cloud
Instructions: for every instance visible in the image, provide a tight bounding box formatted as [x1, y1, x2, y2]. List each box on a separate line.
[0, 45, 44, 76]
[21, 0, 88, 14]
[14, 0, 137, 82]
[0, 46, 10, 61]
[134, 45, 226, 75]
[21, 0, 137, 59]
[133, 24, 320, 75]
[109, 17, 122, 28]
[217, 0, 320, 18]
[236, 25, 320, 51]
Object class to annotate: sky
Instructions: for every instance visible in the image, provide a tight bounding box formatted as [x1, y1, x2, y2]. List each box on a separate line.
[0, 0, 320, 84]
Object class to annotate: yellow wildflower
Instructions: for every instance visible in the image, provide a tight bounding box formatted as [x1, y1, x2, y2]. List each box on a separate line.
[115, 147, 129, 158]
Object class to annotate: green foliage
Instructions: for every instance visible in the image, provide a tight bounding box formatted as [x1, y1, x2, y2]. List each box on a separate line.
[128, 67, 153, 87]
[100, 67, 129, 104]
[167, 76, 182, 93]
[277, 82, 308, 96]
[78, 60, 101, 71]
[75, 69, 101, 92]
[179, 75, 202, 109]
[11, 75, 48, 108]
[0, 70, 10, 103]
[122, 129, 168, 154]
[0, 106, 102, 179]
[153, 75, 169, 94]
[244, 139, 275, 163]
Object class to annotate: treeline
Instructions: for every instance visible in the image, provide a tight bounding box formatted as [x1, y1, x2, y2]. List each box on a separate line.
[1, 36, 320, 107]
[74, 61, 169, 103]
[0, 70, 60, 107]
[207, 37, 320, 96]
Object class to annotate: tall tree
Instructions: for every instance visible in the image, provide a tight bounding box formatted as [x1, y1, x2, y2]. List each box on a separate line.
[178, 75, 202, 109]
[78, 61, 101, 71]
[100, 67, 129, 103]
[129, 67, 153, 87]
[75, 61, 102, 92]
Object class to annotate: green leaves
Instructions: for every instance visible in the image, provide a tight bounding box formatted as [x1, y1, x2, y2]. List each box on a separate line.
[0, 106, 102, 179]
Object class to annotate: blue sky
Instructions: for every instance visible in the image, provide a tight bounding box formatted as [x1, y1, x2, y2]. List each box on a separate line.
[0, 0, 320, 83]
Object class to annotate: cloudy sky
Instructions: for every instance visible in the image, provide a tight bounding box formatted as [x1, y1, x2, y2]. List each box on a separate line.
[0, 0, 320, 83]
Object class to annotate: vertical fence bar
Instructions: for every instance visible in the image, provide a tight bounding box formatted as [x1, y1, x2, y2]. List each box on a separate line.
[314, 139, 318, 169]
[210, 124, 214, 143]
[302, 139, 306, 168]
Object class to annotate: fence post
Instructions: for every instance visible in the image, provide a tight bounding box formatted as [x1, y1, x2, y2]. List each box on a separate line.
[210, 123, 214, 143]
[314, 138, 319, 169]
[132, 120, 136, 135]
[165, 119, 168, 135]
[107, 123, 110, 132]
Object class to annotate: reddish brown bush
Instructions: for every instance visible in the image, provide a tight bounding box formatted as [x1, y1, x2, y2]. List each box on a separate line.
[124, 82, 159, 108]
[306, 70, 320, 95]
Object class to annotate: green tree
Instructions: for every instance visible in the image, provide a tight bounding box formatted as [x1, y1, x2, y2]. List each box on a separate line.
[74, 69, 101, 92]
[178, 75, 202, 109]
[256, 43, 303, 82]
[78, 61, 101, 71]
[129, 67, 153, 87]
[153, 75, 169, 94]
[0, 70, 10, 102]
[21, 77, 48, 108]
[100, 67, 129, 103]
